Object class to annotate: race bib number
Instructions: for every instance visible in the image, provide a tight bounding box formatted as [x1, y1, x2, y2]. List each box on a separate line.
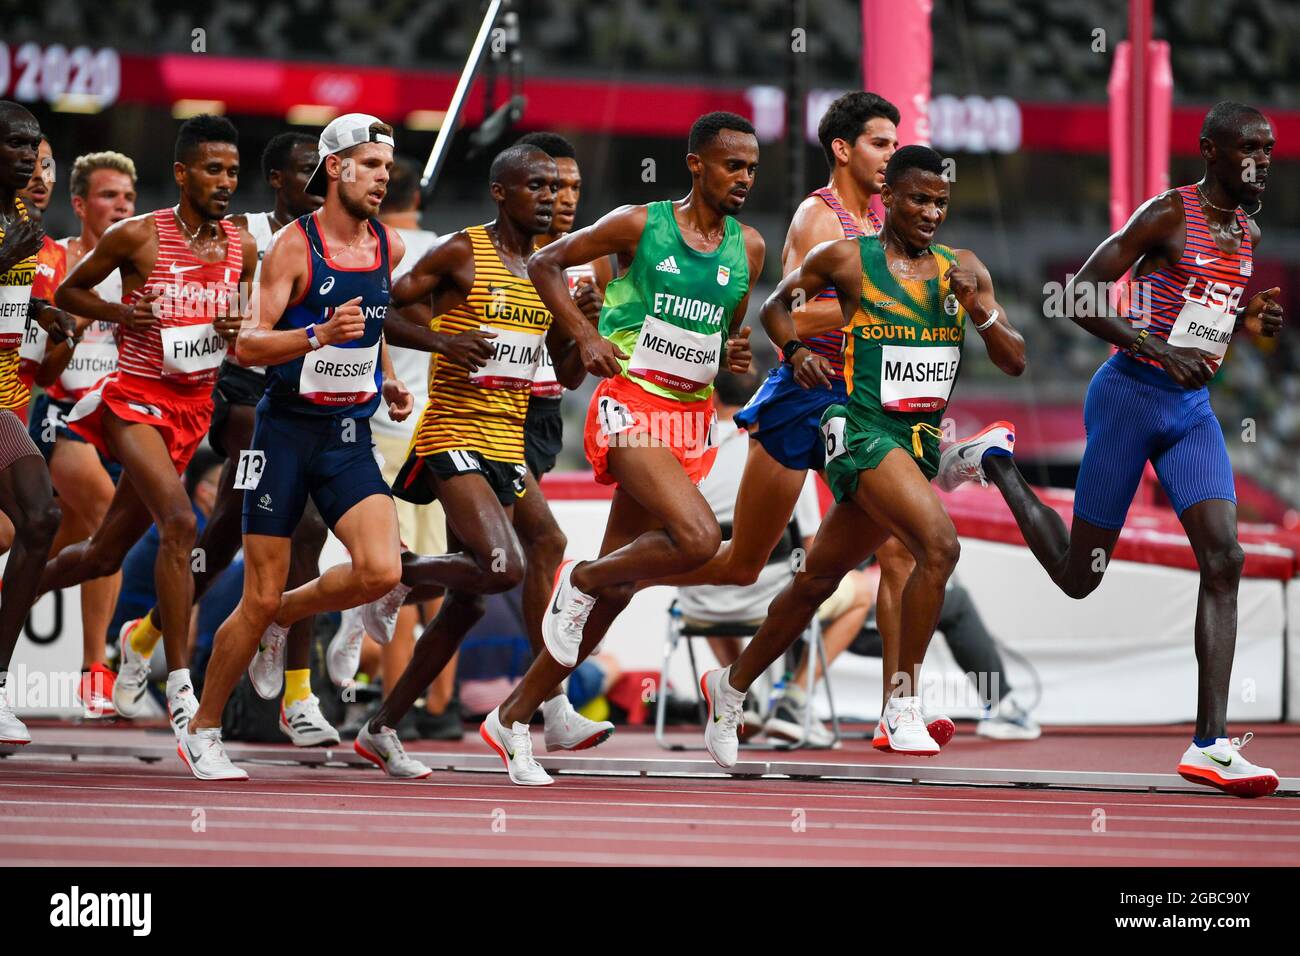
[469, 326, 544, 391]
[879, 345, 960, 412]
[234, 449, 266, 490]
[299, 342, 380, 405]
[628, 314, 721, 392]
[1167, 300, 1234, 360]
[821, 414, 848, 463]
[0, 282, 34, 351]
[596, 395, 637, 437]
[161, 323, 227, 381]
[60, 340, 118, 394]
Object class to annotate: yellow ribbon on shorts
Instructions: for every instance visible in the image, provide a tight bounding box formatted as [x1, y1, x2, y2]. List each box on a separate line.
[910, 422, 946, 459]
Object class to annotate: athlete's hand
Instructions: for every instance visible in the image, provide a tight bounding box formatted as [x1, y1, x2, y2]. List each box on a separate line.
[38, 304, 78, 344]
[317, 296, 366, 345]
[213, 312, 242, 344]
[944, 264, 982, 314]
[383, 376, 414, 422]
[573, 278, 603, 323]
[791, 347, 832, 390]
[725, 326, 752, 373]
[438, 328, 497, 371]
[1243, 287, 1283, 338]
[0, 212, 44, 269]
[116, 291, 161, 331]
[580, 335, 627, 379]
[1153, 341, 1217, 389]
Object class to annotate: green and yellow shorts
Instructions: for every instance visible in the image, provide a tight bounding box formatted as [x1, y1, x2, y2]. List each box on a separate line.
[819, 403, 940, 503]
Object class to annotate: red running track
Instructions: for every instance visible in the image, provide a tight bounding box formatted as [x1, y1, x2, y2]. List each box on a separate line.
[2, 724, 1298, 866]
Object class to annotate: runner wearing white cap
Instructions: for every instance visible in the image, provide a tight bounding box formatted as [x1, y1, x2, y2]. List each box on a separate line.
[179, 113, 416, 780]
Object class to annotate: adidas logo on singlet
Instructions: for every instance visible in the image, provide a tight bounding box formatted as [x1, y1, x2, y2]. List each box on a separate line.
[655, 256, 681, 275]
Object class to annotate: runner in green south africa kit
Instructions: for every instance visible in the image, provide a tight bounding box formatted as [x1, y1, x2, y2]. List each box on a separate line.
[698, 145, 1028, 768]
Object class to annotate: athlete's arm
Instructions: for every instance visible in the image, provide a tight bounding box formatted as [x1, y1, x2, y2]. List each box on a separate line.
[546, 325, 585, 390]
[213, 227, 258, 345]
[390, 232, 495, 370]
[55, 216, 159, 330]
[379, 336, 413, 422]
[527, 204, 649, 377]
[720, 225, 767, 373]
[1070, 192, 1217, 388]
[759, 239, 857, 389]
[949, 249, 1025, 376]
[237, 225, 363, 366]
[782, 197, 853, 339]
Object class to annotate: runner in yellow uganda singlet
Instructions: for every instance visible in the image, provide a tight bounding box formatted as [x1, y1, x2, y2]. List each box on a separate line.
[401, 224, 552, 504]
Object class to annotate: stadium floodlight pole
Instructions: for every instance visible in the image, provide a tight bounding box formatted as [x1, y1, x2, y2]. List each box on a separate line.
[420, 0, 508, 200]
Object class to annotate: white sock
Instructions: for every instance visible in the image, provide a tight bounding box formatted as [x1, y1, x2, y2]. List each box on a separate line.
[166, 669, 192, 696]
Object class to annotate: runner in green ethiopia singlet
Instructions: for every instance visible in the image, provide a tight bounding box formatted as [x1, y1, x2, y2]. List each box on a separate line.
[599, 200, 749, 402]
[822, 234, 966, 500]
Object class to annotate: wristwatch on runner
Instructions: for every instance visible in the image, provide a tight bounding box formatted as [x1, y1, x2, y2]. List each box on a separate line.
[782, 339, 809, 364]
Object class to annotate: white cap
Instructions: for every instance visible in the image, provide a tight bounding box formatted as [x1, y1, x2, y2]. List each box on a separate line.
[305, 113, 395, 196]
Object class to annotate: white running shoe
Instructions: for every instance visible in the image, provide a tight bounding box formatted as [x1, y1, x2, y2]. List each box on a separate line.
[279, 694, 341, 747]
[361, 582, 411, 647]
[541, 560, 595, 668]
[354, 722, 432, 779]
[112, 618, 153, 719]
[248, 622, 288, 700]
[977, 696, 1042, 741]
[701, 667, 747, 769]
[542, 695, 614, 752]
[0, 692, 31, 745]
[480, 707, 553, 786]
[177, 727, 249, 781]
[936, 421, 1016, 492]
[167, 683, 198, 738]
[1177, 733, 1280, 798]
[873, 696, 941, 756]
[327, 605, 368, 686]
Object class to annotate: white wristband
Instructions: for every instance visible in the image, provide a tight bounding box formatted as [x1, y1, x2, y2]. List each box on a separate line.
[305, 324, 325, 350]
[974, 308, 999, 332]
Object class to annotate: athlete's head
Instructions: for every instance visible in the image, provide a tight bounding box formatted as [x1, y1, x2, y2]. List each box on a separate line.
[489, 144, 558, 237]
[174, 113, 240, 220]
[686, 111, 758, 215]
[881, 145, 948, 249]
[306, 113, 395, 220]
[515, 132, 580, 235]
[19, 137, 55, 211]
[69, 151, 137, 236]
[818, 91, 899, 194]
[262, 131, 322, 217]
[1200, 101, 1273, 206]
[0, 101, 41, 193]
[380, 155, 421, 215]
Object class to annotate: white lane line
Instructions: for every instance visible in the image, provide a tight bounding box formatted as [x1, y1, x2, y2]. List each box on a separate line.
[0, 830, 1277, 865]
[2, 766, 1293, 814]
[2, 810, 1296, 849]
[1, 781, 1297, 827]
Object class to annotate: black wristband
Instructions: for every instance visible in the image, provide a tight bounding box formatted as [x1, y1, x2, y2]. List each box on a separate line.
[781, 339, 807, 364]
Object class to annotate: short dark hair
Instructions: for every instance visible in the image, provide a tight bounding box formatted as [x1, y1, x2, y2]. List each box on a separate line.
[382, 155, 421, 212]
[175, 114, 239, 165]
[515, 131, 576, 161]
[688, 111, 756, 154]
[817, 91, 900, 169]
[261, 131, 315, 183]
[714, 368, 760, 407]
[489, 143, 552, 186]
[184, 445, 223, 499]
[884, 144, 946, 188]
[1200, 100, 1266, 148]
